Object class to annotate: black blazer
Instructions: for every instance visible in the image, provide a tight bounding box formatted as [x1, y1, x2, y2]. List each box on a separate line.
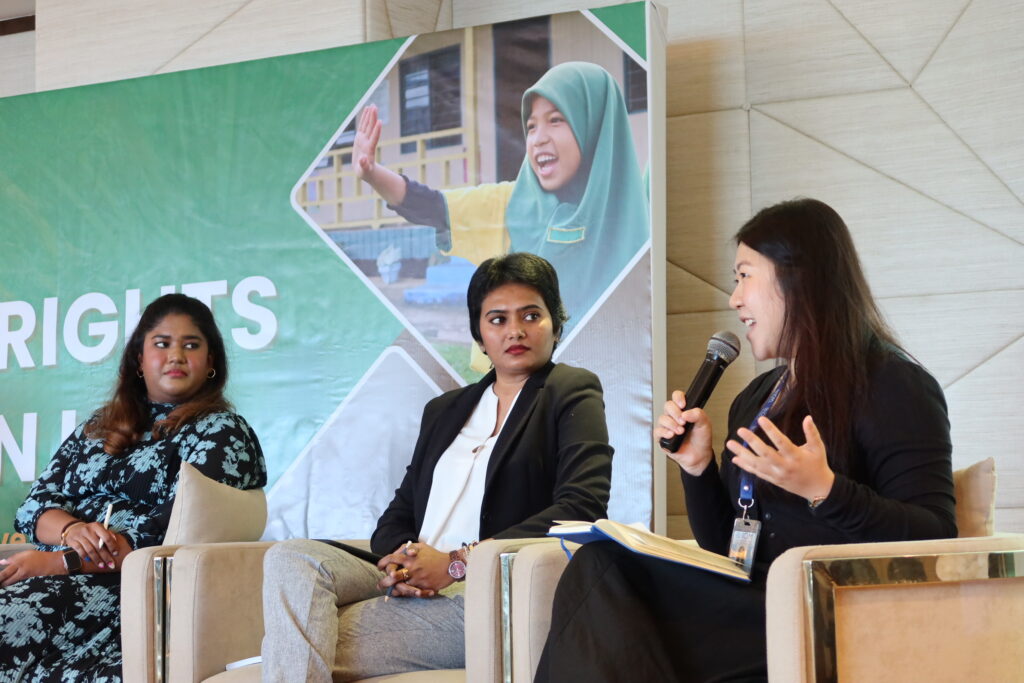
[371, 362, 612, 555]
[683, 354, 957, 574]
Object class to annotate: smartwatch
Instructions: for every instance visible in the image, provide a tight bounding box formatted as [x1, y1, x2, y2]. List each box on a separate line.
[62, 549, 83, 575]
[447, 550, 467, 581]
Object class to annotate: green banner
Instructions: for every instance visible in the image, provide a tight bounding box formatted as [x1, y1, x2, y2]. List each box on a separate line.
[1, 2, 658, 542]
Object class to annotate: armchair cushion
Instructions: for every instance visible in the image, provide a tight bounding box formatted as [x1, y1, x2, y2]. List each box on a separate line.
[163, 461, 267, 545]
[952, 457, 996, 537]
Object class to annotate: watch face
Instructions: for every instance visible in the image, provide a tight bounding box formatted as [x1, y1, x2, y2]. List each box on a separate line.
[62, 549, 83, 574]
[448, 560, 467, 580]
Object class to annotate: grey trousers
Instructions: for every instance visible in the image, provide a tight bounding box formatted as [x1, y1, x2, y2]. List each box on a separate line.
[260, 539, 465, 683]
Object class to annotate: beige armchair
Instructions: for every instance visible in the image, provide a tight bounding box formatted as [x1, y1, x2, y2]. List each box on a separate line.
[126, 458, 1024, 682]
[121, 462, 267, 683]
[765, 534, 1024, 682]
[0, 462, 267, 683]
[499, 457, 1024, 682]
[152, 537, 555, 682]
[764, 456, 1024, 682]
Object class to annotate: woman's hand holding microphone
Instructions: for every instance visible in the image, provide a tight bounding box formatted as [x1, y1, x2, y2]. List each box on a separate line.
[656, 390, 715, 477]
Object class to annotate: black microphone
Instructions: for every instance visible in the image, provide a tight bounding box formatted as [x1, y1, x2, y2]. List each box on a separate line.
[659, 331, 741, 453]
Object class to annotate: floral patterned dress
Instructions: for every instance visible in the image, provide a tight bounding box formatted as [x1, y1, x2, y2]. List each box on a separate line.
[0, 403, 266, 682]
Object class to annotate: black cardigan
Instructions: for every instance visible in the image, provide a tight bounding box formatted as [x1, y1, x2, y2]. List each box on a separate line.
[683, 353, 957, 574]
[371, 362, 612, 555]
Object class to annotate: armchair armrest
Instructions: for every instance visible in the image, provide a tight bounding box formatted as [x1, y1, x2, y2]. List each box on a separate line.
[766, 534, 1024, 683]
[509, 539, 572, 682]
[0, 543, 34, 559]
[121, 544, 181, 683]
[167, 541, 276, 683]
[464, 538, 562, 683]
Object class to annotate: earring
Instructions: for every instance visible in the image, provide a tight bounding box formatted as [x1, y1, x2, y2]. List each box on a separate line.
[136, 370, 144, 378]
[207, 369, 217, 379]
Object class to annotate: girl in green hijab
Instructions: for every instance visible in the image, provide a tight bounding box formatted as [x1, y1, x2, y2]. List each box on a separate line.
[353, 60, 650, 338]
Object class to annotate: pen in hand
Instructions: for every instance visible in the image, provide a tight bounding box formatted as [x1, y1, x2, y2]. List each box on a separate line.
[96, 503, 114, 550]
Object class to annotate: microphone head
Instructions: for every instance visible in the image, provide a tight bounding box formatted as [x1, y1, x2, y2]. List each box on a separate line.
[707, 330, 741, 364]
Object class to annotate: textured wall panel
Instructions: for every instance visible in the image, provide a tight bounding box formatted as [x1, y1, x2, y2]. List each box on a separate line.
[0, 1, 33, 21]
[880, 292, 1024, 389]
[743, 0, 904, 104]
[366, 0, 449, 40]
[452, 0, 621, 29]
[749, 111, 1024, 299]
[159, 0, 369, 73]
[0, 32, 34, 97]
[662, 0, 745, 116]
[36, 0, 248, 90]
[998, 508, 1024, 534]
[945, 338, 1024, 510]
[667, 262, 731, 315]
[915, 0, 1024, 201]
[666, 110, 751, 293]
[830, 0, 970, 82]
[759, 89, 1024, 242]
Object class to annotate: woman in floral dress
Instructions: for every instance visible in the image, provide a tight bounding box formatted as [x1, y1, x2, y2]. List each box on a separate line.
[0, 293, 267, 682]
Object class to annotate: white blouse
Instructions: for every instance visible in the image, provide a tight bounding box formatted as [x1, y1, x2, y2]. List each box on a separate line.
[418, 384, 521, 552]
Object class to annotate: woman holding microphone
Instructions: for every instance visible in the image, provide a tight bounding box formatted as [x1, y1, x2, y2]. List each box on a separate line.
[535, 198, 957, 682]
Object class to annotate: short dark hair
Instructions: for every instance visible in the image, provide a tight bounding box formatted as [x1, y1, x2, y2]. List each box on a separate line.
[466, 252, 569, 345]
[88, 293, 230, 454]
[735, 197, 902, 470]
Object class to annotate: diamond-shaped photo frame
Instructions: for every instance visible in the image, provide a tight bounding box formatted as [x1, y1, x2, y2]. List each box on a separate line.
[292, 11, 652, 385]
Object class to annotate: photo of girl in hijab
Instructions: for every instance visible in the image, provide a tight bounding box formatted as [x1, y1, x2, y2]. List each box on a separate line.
[352, 60, 650, 348]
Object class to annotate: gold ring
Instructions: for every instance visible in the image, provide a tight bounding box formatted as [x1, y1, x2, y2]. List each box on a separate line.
[399, 568, 410, 581]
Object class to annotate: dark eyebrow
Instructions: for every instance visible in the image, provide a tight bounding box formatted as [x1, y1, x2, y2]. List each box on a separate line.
[151, 334, 203, 340]
[485, 304, 542, 316]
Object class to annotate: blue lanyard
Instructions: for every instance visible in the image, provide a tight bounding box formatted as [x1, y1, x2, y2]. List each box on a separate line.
[737, 369, 788, 515]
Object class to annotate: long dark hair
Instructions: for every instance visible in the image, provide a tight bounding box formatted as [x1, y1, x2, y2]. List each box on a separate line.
[736, 198, 903, 470]
[466, 252, 569, 347]
[86, 294, 231, 455]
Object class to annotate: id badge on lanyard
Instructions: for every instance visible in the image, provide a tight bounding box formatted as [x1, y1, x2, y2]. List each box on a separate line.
[728, 370, 787, 575]
[728, 517, 761, 575]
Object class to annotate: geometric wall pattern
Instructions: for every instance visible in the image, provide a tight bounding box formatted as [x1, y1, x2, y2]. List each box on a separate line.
[7, 0, 1022, 534]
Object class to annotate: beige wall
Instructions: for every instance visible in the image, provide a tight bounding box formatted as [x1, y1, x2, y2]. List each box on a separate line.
[0, 31, 34, 97]
[3, 0, 1022, 533]
[32, 0, 450, 91]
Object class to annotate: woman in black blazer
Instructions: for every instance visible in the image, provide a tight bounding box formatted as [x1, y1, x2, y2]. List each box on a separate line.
[534, 198, 956, 683]
[261, 252, 612, 682]
[373, 360, 612, 551]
